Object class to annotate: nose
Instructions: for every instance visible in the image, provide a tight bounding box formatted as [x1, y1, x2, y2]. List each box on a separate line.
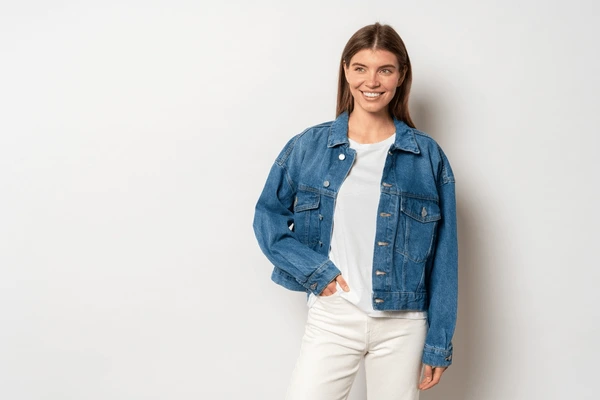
[365, 71, 380, 88]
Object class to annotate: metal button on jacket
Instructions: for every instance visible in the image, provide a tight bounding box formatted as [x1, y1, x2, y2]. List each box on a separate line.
[338, 154, 346, 160]
[323, 180, 330, 188]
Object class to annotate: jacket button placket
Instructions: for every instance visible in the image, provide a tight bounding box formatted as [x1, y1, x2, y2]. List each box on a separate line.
[373, 181, 395, 305]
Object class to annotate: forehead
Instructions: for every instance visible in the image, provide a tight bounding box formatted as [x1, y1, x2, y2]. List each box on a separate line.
[349, 49, 399, 67]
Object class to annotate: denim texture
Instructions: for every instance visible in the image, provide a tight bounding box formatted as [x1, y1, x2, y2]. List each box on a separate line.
[253, 111, 458, 367]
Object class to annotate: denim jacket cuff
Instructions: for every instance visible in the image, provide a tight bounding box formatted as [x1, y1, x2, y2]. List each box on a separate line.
[422, 344, 453, 368]
[304, 260, 340, 295]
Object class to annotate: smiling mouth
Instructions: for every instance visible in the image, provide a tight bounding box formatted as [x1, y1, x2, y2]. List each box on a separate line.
[361, 91, 384, 98]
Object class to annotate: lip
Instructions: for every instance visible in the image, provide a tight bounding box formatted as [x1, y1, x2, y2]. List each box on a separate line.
[360, 90, 385, 99]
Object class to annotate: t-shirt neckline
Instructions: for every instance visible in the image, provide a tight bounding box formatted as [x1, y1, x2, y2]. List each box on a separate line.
[348, 133, 396, 150]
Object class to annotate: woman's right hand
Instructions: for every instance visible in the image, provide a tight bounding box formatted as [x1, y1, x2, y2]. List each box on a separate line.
[319, 274, 350, 296]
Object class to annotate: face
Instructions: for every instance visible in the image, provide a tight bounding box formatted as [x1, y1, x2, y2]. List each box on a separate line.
[344, 48, 405, 116]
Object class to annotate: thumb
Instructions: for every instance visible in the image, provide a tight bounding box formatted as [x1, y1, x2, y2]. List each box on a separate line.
[336, 275, 350, 292]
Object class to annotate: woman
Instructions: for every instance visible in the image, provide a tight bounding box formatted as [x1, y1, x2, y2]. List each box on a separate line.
[253, 22, 458, 400]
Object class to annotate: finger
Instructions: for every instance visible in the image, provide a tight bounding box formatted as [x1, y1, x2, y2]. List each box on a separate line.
[426, 367, 443, 389]
[336, 275, 350, 292]
[326, 280, 338, 294]
[433, 366, 445, 383]
[420, 366, 445, 390]
[418, 365, 433, 390]
[320, 279, 334, 296]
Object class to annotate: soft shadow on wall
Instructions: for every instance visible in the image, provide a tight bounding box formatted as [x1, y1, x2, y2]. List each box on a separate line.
[411, 94, 490, 400]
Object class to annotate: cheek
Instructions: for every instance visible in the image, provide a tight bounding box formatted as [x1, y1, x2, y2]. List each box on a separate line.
[385, 77, 401, 90]
[346, 74, 363, 88]
[347, 79, 358, 89]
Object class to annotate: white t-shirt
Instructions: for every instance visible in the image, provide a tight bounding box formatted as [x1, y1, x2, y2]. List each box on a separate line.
[308, 133, 427, 319]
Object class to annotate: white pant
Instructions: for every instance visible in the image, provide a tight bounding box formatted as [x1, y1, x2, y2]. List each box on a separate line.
[285, 294, 427, 400]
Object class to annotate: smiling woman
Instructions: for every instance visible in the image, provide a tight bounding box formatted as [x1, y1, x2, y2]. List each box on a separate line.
[343, 48, 408, 143]
[253, 22, 458, 400]
[344, 49, 405, 122]
[337, 23, 414, 134]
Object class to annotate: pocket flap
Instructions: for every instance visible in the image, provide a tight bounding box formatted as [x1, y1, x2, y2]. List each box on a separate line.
[401, 197, 441, 222]
[294, 191, 320, 212]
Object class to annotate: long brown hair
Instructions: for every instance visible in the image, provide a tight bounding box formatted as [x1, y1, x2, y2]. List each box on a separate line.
[336, 23, 415, 128]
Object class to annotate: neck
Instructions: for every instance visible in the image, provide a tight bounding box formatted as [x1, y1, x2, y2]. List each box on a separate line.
[347, 108, 395, 144]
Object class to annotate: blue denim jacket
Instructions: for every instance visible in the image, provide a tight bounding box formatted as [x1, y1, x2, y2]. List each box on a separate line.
[253, 111, 458, 367]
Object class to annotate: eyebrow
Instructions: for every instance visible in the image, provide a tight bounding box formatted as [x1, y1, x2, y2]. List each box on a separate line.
[351, 62, 397, 69]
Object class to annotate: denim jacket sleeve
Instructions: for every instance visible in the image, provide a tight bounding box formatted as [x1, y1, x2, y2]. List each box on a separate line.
[422, 148, 458, 368]
[252, 134, 341, 296]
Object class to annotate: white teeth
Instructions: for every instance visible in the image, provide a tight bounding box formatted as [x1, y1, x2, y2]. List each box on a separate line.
[363, 92, 382, 98]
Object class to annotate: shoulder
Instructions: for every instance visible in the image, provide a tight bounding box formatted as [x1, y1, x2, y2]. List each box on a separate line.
[297, 119, 334, 144]
[275, 119, 334, 166]
[411, 128, 456, 185]
[411, 128, 441, 152]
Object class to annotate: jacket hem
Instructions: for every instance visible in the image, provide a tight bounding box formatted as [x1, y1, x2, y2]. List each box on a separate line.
[371, 291, 428, 311]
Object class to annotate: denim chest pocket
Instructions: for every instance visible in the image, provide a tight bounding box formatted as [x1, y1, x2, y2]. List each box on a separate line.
[396, 197, 441, 263]
[293, 190, 321, 246]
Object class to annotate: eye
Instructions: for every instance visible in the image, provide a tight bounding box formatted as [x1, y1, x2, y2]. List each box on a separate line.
[354, 67, 365, 72]
[380, 69, 392, 74]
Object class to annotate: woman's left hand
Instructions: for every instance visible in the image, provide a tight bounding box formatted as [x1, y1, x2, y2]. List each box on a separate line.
[418, 364, 447, 390]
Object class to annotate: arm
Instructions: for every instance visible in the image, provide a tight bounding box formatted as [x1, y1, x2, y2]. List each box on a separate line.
[252, 136, 341, 296]
[422, 150, 458, 368]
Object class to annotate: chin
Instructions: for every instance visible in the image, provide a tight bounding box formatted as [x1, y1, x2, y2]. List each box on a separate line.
[356, 103, 389, 115]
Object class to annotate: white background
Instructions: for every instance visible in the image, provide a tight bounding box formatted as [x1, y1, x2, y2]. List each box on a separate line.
[1, 1, 598, 399]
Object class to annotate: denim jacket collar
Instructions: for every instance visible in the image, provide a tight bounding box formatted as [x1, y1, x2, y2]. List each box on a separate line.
[327, 111, 420, 154]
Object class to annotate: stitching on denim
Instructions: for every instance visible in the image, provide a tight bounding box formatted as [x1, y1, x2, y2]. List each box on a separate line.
[305, 260, 337, 291]
[274, 163, 296, 199]
[395, 248, 435, 264]
[412, 129, 435, 141]
[401, 225, 408, 286]
[436, 172, 455, 188]
[381, 189, 439, 202]
[312, 259, 333, 276]
[372, 291, 427, 297]
[313, 120, 334, 130]
[424, 344, 451, 354]
[284, 167, 295, 193]
[394, 128, 420, 154]
[402, 210, 441, 223]
[436, 145, 455, 186]
[277, 122, 331, 166]
[417, 264, 427, 292]
[298, 184, 320, 194]
[275, 133, 302, 167]
[277, 121, 336, 167]
[294, 191, 320, 212]
[298, 184, 337, 198]
[401, 197, 441, 222]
